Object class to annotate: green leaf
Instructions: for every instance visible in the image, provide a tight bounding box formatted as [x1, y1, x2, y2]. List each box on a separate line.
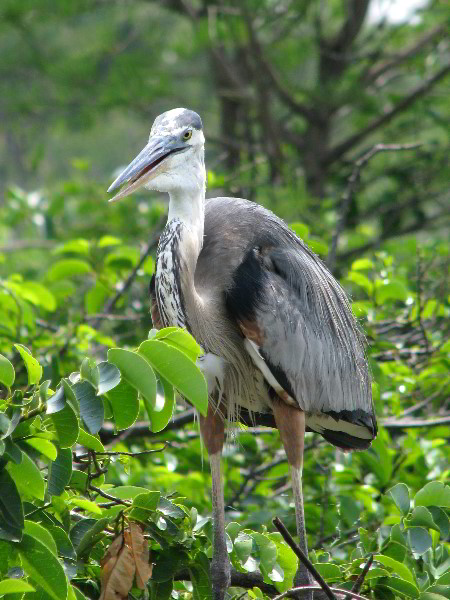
[0, 353, 15, 387]
[405, 506, 440, 532]
[139, 340, 208, 416]
[47, 259, 93, 282]
[48, 447, 72, 496]
[24, 521, 58, 555]
[376, 280, 409, 303]
[346, 271, 373, 295]
[96, 361, 121, 395]
[290, 222, 309, 240]
[379, 576, 420, 598]
[252, 533, 277, 576]
[307, 237, 328, 256]
[0, 579, 35, 594]
[312, 563, 342, 581]
[68, 497, 102, 515]
[407, 527, 432, 555]
[0, 469, 24, 535]
[266, 533, 296, 592]
[155, 327, 202, 362]
[189, 551, 212, 600]
[17, 533, 68, 600]
[107, 486, 151, 500]
[158, 497, 186, 519]
[108, 348, 157, 408]
[46, 402, 79, 448]
[149, 376, 175, 433]
[72, 380, 104, 434]
[105, 378, 139, 431]
[80, 358, 99, 388]
[374, 555, 416, 584]
[351, 258, 374, 270]
[234, 531, 253, 565]
[70, 517, 109, 557]
[48, 526, 77, 561]
[388, 483, 410, 515]
[76, 428, 105, 452]
[419, 593, 450, 600]
[98, 235, 122, 248]
[428, 506, 450, 538]
[14, 344, 42, 386]
[7, 450, 45, 501]
[24, 438, 58, 461]
[53, 238, 90, 256]
[19, 282, 57, 311]
[105, 245, 139, 268]
[130, 492, 162, 523]
[415, 482, 450, 508]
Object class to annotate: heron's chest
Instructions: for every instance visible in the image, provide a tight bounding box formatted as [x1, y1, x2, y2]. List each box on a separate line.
[155, 221, 187, 328]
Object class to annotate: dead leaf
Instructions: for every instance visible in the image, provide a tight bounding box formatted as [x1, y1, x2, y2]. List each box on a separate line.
[128, 522, 153, 589]
[99, 533, 135, 600]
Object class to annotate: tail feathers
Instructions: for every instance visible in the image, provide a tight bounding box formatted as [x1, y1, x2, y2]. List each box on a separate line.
[306, 409, 377, 451]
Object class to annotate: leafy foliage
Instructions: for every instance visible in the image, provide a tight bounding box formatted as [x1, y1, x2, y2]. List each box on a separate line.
[0, 1, 449, 599]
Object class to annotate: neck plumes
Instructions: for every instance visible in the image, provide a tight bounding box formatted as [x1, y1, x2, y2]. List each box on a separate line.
[155, 171, 206, 330]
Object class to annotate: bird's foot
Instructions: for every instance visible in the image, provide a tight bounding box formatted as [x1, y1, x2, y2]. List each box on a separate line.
[294, 564, 314, 600]
[211, 555, 231, 600]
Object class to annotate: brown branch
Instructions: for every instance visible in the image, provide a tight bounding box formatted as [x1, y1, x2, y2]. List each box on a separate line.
[0, 239, 55, 252]
[345, 555, 373, 600]
[364, 25, 445, 83]
[89, 484, 131, 506]
[327, 143, 422, 272]
[273, 587, 369, 600]
[381, 415, 450, 429]
[325, 64, 450, 165]
[273, 517, 337, 600]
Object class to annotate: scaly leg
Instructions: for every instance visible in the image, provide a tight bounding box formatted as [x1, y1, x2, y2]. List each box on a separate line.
[272, 399, 313, 600]
[200, 405, 231, 600]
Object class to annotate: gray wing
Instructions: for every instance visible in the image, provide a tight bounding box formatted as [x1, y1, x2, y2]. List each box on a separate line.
[200, 197, 376, 450]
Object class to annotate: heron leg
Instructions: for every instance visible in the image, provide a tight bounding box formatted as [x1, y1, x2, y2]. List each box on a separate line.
[272, 399, 313, 600]
[200, 404, 231, 600]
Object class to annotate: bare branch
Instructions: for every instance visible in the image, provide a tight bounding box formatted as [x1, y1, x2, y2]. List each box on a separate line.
[273, 517, 337, 600]
[327, 143, 422, 271]
[325, 64, 450, 165]
[346, 555, 373, 599]
[364, 25, 445, 83]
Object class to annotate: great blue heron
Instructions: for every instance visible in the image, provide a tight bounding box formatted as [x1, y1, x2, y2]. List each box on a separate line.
[108, 108, 377, 600]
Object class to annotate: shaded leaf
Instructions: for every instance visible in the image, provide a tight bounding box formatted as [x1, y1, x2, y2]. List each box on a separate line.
[105, 378, 139, 431]
[0, 353, 15, 387]
[97, 361, 121, 395]
[48, 447, 73, 496]
[415, 482, 450, 508]
[7, 450, 45, 501]
[73, 380, 104, 434]
[389, 483, 410, 515]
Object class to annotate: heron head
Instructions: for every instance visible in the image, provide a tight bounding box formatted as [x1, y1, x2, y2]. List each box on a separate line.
[108, 108, 205, 202]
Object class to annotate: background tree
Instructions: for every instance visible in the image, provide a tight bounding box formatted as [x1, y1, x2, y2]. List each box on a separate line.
[0, 1, 449, 599]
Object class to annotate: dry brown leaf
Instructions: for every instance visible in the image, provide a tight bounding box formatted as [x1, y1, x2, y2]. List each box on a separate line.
[127, 522, 153, 589]
[99, 534, 135, 600]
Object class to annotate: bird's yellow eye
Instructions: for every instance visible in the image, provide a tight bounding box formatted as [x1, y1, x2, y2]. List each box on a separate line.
[183, 130, 192, 141]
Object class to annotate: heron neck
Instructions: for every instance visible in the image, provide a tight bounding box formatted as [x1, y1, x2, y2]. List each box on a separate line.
[168, 181, 205, 254]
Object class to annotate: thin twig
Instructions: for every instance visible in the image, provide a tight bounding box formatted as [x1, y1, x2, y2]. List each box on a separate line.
[273, 586, 369, 600]
[345, 555, 373, 599]
[327, 142, 422, 272]
[89, 485, 131, 506]
[273, 516, 337, 600]
[75, 444, 167, 460]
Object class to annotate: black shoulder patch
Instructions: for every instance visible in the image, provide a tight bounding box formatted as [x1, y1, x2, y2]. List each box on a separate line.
[226, 246, 267, 323]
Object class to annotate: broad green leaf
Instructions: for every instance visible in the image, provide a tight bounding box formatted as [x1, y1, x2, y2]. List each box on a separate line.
[379, 576, 420, 598]
[105, 378, 139, 430]
[419, 593, 450, 600]
[307, 236, 328, 256]
[24, 521, 58, 555]
[415, 482, 450, 508]
[17, 533, 68, 600]
[53, 238, 90, 256]
[0, 469, 24, 534]
[68, 497, 102, 515]
[351, 258, 374, 270]
[139, 340, 208, 416]
[405, 506, 440, 532]
[158, 497, 186, 519]
[0, 579, 35, 594]
[346, 271, 373, 295]
[108, 348, 157, 408]
[428, 506, 450, 538]
[80, 358, 99, 388]
[267, 533, 296, 592]
[234, 531, 253, 565]
[48, 447, 72, 496]
[107, 486, 151, 500]
[376, 280, 409, 303]
[19, 282, 57, 311]
[0, 353, 15, 387]
[47, 259, 93, 282]
[290, 222, 310, 240]
[48, 526, 77, 561]
[388, 483, 410, 515]
[72, 380, 104, 434]
[130, 492, 161, 522]
[153, 327, 202, 362]
[374, 555, 416, 584]
[24, 438, 58, 461]
[46, 386, 66, 415]
[312, 563, 342, 581]
[96, 361, 121, 395]
[105, 245, 139, 268]
[252, 533, 277, 576]
[98, 235, 122, 247]
[70, 517, 109, 557]
[46, 402, 79, 448]
[147, 376, 175, 432]
[189, 551, 212, 600]
[7, 450, 45, 501]
[85, 281, 110, 314]
[14, 344, 42, 386]
[407, 527, 432, 555]
[77, 428, 105, 452]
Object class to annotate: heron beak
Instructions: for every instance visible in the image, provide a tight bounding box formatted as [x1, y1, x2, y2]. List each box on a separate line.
[107, 135, 185, 202]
